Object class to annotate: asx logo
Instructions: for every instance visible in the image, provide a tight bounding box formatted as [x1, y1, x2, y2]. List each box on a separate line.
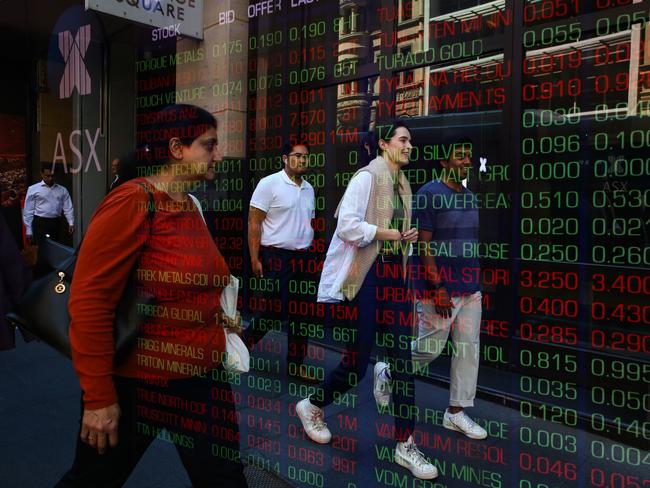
[57, 24, 92, 99]
[48, 5, 100, 100]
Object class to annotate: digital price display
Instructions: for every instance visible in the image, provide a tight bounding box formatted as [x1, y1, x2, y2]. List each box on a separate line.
[130, 1, 649, 487]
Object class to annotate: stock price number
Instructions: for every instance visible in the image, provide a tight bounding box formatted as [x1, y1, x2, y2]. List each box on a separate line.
[591, 386, 649, 412]
[591, 358, 650, 384]
[521, 107, 581, 127]
[519, 322, 578, 346]
[592, 273, 650, 295]
[522, 78, 582, 101]
[591, 301, 650, 325]
[247, 415, 280, 435]
[520, 401, 578, 426]
[523, 0, 580, 24]
[592, 189, 650, 209]
[520, 243, 579, 263]
[520, 190, 579, 209]
[591, 413, 650, 441]
[247, 375, 282, 394]
[590, 467, 650, 488]
[519, 452, 577, 481]
[592, 157, 650, 178]
[519, 427, 577, 453]
[289, 321, 324, 339]
[520, 350, 577, 373]
[519, 296, 579, 319]
[523, 22, 581, 48]
[591, 328, 650, 354]
[519, 375, 578, 400]
[519, 270, 579, 290]
[592, 218, 647, 238]
[592, 245, 650, 266]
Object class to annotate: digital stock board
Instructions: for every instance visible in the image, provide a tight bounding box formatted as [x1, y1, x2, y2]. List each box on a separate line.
[128, 1, 650, 487]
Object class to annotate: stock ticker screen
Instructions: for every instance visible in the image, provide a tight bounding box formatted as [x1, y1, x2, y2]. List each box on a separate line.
[132, 1, 649, 487]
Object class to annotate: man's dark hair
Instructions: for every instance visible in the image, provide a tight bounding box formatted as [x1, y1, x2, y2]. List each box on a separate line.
[430, 135, 474, 172]
[40, 162, 54, 173]
[281, 141, 310, 157]
[441, 136, 473, 163]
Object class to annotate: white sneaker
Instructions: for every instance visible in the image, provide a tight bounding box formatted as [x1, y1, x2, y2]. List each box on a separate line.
[395, 436, 438, 480]
[296, 397, 332, 444]
[443, 409, 488, 439]
[373, 362, 391, 408]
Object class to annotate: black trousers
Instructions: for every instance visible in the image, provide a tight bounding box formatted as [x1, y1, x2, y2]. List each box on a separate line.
[243, 247, 315, 368]
[32, 215, 61, 246]
[32, 216, 63, 277]
[55, 374, 247, 488]
[311, 257, 416, 442]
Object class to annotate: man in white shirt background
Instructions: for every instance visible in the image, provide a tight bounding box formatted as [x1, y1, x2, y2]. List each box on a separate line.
[244, 142, 319, 383]
[22, 162, 74, 247]
[108, 157, 120, 191]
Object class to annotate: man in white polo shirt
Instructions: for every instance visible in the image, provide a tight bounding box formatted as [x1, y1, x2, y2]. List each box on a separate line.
[244, 142, 318, 382]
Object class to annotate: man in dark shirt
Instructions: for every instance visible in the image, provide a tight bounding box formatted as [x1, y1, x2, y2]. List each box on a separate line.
[411, 139, 487, 440]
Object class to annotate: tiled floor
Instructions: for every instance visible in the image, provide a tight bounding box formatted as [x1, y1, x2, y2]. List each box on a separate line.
[1, 332, 648, 488]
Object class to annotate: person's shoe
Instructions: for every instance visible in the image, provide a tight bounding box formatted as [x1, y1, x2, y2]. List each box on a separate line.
[394, 436, 438, 480]
[288, 364, 320, 384]
[296, 397, 331, 444]
[443, 409, 488, 439]
[373, 362, 391, 408]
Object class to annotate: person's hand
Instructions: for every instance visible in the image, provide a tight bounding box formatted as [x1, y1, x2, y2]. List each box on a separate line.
[68, 225, 75, 235]
[80, 403, 120, 454]
[388, 229, 402, 241]
[26, 235, 33, 245]
[221, 311, 242, 334]
[401, 227, 419, 243]
[251, 258, 263, 278]
[434, 287, 454, 319]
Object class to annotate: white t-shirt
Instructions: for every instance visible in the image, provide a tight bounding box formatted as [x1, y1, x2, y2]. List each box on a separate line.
[250, 170, 315, 250]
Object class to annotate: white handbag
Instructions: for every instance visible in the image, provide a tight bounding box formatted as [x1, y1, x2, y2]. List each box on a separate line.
[220, 276, 250, 373]
[189, 197, 250, 374]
